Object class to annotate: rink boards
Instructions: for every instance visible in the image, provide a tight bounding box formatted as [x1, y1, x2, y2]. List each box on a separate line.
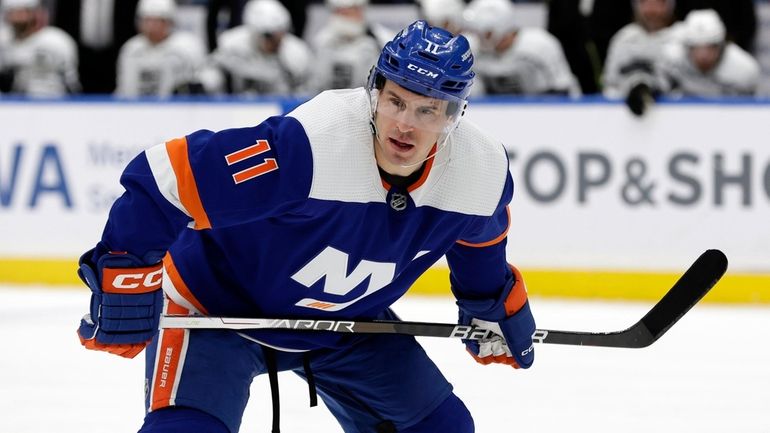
[1, 97, 768, 303]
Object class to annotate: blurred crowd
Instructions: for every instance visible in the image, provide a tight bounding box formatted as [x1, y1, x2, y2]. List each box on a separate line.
[0, 0, 764, 115]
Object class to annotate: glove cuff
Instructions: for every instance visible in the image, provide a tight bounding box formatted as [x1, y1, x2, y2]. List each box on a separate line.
[457, 264, 528, 321]
[503, 265, 527, 315]
[499, 301, 536, 368]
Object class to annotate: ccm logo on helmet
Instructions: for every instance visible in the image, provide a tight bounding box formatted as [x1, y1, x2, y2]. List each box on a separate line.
[407, 63, 439, 79]
[103, 265, 163, 293]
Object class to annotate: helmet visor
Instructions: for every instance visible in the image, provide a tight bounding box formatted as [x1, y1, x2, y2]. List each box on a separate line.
[368, 73, 466, 136]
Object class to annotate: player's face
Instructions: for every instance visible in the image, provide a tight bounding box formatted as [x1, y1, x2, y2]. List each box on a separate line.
[5, 8, 37, 38]
[255, 31, 284, 54]
[689, 44, 722, 73]
[478, 30, 498, 52]
[373, 80, 450, 176]
[635, 0, 673, 32]
[140, 17, 172, 44]
[333, 5, 365, 21]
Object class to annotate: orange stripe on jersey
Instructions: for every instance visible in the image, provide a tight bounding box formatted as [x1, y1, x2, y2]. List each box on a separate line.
[166, 298, 190, 315]
[150, 298, 189, 411]
[165, 137, 212, 230]
[163, 254, 209, 315]
[225, 139, 270, 165]
[456, 206, 511, 248]
[307, 301, 336, 310]
[378, 144, 437, 192]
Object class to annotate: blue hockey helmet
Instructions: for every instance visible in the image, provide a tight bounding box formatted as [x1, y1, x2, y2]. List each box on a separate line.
[371, 20, 475, 102]
[367, 21, 476, 169]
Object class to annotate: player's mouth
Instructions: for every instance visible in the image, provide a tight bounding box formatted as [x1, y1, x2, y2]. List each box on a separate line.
[388, 137, 415, 153]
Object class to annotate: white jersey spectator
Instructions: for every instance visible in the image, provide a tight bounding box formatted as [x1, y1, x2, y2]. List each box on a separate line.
[115, 0, 207, 98]
[463, 0, 580, 97]
[419, 0, 465, 35]
[0, 0, 80, 97]
[0, 13, 9, 47]
[206, 0, 313, 96]
[310, 0, 393, 92]
[660, 9, 759, 97]
[602, 0, 683, 99]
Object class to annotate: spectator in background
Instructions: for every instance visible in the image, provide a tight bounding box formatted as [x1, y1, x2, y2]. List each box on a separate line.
[0, 12, 8, 44]
[0, 0, 80, 96]
[418, 0, 465, 35]
[602, 0, 683, 116]
[547, 0, 634, 94]
[52, 0, 139, 94]
[310, 0, 392, 91]
[115, 0, 208, 98]
[660, 9, 759, 97]
[206, 0, 313, 96]
[547, 0, 757, 94]
[674, 0, 756, 54]
[463, 0, 580, 97]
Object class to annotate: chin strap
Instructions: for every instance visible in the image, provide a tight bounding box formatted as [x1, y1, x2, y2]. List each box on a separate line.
[396, 136, 449, 170]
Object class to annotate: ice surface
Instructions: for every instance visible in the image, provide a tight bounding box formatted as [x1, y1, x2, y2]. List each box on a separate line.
[1, 287, 768, 433]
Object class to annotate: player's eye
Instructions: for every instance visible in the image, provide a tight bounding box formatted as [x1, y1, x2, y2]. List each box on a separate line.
[418, 107, 437, 116]
[389, 97, 405, 110]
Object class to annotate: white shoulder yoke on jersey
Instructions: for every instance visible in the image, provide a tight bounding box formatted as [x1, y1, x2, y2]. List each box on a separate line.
[288, 88, 509, 217]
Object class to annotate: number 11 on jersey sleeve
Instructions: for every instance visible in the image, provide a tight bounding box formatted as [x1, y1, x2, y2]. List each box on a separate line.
[225, 139, 279, 184]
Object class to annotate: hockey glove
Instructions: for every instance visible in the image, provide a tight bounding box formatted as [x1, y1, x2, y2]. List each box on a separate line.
[625, 83, 655, 117]
[457, 265, 536, 369]
[76, 249, 164, 358]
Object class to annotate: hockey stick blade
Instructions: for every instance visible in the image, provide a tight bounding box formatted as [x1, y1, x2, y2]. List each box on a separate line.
[531, 249, 728, 348]
[160, 249, 727, 349]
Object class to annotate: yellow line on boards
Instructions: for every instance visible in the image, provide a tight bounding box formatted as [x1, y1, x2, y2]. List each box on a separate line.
[1, 259, 768, 304]
[409, 267, 770, 304]
[0, 259, 81, 285]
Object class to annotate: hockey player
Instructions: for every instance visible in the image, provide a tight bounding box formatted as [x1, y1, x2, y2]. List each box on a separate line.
[462, 0, 581, 97]
[206, 0, 313, 96]
[310, 0, 394, 92]
[602, 0, 683, 115]
[75, 20, 536, 433]
[115, 0, 208, 98]
[0, 0, 80, 96]
[659, 9, 760, 97]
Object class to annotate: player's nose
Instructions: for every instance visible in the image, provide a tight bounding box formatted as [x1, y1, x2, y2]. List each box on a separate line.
[393, 112, 416, 133]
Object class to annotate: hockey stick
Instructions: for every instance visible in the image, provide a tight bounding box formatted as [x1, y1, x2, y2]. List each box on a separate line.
[160, 249, 727, 348]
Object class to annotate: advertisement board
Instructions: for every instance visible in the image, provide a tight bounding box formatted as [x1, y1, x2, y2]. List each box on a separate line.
[1, 99, 767, 301]
[466, 101, 770, 273]
[0, 100, 280, 258]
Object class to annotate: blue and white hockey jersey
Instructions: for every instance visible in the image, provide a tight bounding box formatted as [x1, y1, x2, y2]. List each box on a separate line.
[93, 88, 514, 351]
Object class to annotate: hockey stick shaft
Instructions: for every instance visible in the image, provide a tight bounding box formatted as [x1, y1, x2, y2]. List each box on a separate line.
[160, 315, 501, 340]
[160, 249, 727, 348]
